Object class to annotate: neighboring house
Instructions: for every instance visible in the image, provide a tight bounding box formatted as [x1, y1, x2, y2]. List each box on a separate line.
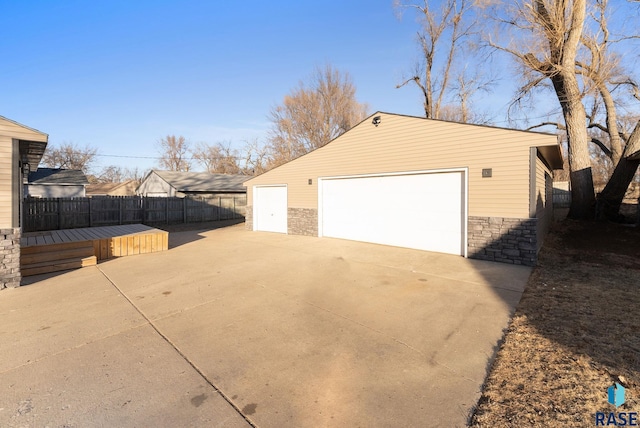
[136, 170, 247, 198]
[86, 180, 137, 197]
[0, 115, 48, 289]
[25, 168, 89, 198]
[244, 111, 563, 267]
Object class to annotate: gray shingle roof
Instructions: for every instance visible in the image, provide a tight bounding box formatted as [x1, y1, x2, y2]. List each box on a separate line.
[154, 170, 247, 192]
[28, 168, 89, 185]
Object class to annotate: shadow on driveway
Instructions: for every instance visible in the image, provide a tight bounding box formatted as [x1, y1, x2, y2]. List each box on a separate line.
[3, 223, 530, 427]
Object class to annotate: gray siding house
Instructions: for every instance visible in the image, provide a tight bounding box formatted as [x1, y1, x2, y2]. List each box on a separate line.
[136, 170, 247, 198]
[25, 168, 89, 198]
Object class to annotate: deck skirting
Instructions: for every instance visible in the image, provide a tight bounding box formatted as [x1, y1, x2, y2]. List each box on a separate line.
[20, 224, 168, 276]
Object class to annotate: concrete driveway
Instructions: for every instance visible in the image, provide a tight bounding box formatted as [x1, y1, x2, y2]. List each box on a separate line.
[1, 223, 531, 427]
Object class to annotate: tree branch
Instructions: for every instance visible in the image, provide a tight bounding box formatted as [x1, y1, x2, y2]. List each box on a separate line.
[590, 137, 612, 157]
[396, 76, 419, 89]
[526, 122, 566, 131]
[587, 122, 609, 133]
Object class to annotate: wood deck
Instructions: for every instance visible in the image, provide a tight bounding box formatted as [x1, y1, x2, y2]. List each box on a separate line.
[21, 224, 169, 276]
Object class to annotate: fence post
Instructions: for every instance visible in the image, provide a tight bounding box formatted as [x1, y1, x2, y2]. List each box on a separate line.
[183, 197, 187, 224]
[57, 198, 62, 230]
[233, 197, 237, 219]
[166, 198, 169, 224]
[119, 197, 123, 225]
[142, 197, 147, 224]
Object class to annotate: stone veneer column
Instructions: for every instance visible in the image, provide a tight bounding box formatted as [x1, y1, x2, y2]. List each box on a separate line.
[287, 208, 318, 236]
[0, 228, 21, 289]
[245, 205, 253, 230]
[467, 217, 538, 266]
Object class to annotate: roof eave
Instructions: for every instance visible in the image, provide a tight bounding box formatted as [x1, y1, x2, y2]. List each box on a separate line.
[19, 140, 48, 172]
[537, 144, 564, 170]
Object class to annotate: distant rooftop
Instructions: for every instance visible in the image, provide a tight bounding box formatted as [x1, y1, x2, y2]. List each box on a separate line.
[153, 170, 248, 192]
[27, 168, 89, 185]
[86, 180, 137, 195]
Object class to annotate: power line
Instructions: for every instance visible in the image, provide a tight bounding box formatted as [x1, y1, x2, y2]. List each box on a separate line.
[94, 153, 161, 159]
[64, 152, 250, 161]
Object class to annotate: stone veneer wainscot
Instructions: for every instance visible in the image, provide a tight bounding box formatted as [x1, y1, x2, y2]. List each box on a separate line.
[467, 216, 538, 266]
[0, 228, 21, 289]
[245, 205, 253, 230]
[287, 208, 318, 236]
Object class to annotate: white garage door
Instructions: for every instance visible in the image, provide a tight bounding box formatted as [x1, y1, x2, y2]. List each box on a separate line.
[320, 171, 466, 255]
[254, 185, 287, 233]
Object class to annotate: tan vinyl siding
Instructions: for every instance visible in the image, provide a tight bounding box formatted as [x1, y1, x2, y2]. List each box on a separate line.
[246, 113, 558, 219]
[0, 117, 48, 228]
[535, 154, 553, 249]
[0, 119, 48, 142]
[0, 137, 13, 228]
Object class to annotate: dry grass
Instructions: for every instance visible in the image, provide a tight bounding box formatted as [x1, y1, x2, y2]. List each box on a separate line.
[470, 218, 640, 426]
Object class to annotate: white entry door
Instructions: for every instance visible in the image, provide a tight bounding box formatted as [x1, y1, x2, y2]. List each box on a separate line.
[254, 185, 287, 233]
[320, 171, 466, 255]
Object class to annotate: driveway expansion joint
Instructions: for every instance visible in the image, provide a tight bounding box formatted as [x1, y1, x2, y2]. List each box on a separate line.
[97, 266, 257, 428]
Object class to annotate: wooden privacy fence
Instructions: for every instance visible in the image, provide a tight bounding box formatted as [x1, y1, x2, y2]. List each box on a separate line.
[22, 195, 246, 232]
[552, 189, 571, 208]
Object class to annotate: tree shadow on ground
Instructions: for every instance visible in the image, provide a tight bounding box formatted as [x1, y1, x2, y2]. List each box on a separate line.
[471, 218, 640, 425]
[154, 218, 245, 249]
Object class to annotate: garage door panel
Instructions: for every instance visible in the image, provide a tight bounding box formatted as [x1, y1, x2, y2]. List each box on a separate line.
[321, 172, 465, 255]
[254, 186, 287, 234]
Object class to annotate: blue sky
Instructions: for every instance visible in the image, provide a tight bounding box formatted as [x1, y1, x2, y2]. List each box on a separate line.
[4, 1, 635, 175]
[2, 0, 437, 173]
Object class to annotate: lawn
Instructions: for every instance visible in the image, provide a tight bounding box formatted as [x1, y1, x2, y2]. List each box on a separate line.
[470, 217, 640, 426]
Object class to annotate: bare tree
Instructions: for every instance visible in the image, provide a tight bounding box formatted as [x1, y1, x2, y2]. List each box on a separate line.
[96, 165, 126, 183]
[482, 0, 596, 218]
[267, 64, 368, 167]
[96, 166, 145, 184]
[597, 120, 640, 219]
[240, 139, 269, 176]
[157, 135, 191, 172]
[580, 0, 640, 218]
[395, 0, 487, 122]
[484, 0, 640, 219]
[42, 142, 98, 174]
[192, 141, 241, 174]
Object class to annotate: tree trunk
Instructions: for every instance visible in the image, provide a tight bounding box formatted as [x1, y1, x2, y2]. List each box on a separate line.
[596, 158, 640, 221]
[551, 73, 596, 219]
[596, 121, 640, 220]
[601, 88, 623, 165]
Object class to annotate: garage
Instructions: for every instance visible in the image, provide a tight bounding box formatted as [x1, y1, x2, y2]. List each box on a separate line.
[253, 185, 287, 233]
[244, 112, 563, 266]
[319, 170, 466, 255]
